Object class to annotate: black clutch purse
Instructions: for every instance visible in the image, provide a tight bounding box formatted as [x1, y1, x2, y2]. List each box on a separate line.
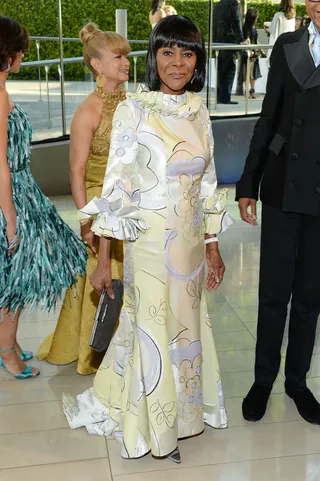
[89, 279, 124, 353]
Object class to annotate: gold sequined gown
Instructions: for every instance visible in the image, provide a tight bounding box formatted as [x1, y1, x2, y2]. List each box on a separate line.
[37, 89, 125, 375]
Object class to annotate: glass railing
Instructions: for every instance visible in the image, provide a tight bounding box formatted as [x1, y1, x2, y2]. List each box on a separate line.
[6, 37, 149, 142]
[6, 36, 273, 142]
[207, 43, 272, 117]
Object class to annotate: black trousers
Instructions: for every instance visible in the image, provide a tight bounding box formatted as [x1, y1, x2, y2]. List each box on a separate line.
[255, 204, 320, 393]
[217, 50, 236, 103]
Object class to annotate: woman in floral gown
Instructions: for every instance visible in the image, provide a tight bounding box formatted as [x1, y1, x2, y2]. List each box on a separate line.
[63, 15, 233, 463]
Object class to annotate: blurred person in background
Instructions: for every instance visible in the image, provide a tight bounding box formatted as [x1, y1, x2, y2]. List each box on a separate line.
[267, 0, 296, 67]
[237, 8, 261, 99]
[302, 15, 311, 27]
[149, 0, 166, 29]
[37, 24, 130, 375]
[164, 5, 177, 16]
[259, 22, 271, 59]
[213, 0, 248, 104]
[264, 21, 271, 38]
[295, 16, 303, 29]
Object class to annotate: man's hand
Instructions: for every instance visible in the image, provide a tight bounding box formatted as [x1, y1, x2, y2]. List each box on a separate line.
[238, 198, 258, 226]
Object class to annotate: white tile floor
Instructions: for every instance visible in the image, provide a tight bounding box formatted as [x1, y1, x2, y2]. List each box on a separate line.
[1, 188, 320, 480]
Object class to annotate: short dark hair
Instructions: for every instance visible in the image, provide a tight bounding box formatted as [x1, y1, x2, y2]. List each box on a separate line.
[146, 15, 206, 93]
[0, 16, 29, 72]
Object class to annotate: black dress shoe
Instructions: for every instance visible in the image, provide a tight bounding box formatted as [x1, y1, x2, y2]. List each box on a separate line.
[242, 383, 272, 422]
[286, 388, 320, 425]
[218, 100, 239, 105]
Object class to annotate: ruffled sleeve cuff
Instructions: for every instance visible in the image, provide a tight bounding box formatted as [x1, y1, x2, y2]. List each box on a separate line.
[203, 188, 235, 235]
[79, 196, 148, 241]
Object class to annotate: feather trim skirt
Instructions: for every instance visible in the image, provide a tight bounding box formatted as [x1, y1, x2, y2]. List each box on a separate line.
[0, 169, 87, 313]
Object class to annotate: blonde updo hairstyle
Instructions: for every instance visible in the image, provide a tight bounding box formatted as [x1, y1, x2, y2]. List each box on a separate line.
[80, 23, 130, 77]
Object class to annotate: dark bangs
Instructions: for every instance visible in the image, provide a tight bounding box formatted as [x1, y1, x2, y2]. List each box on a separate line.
[0, 16, 29, 72]
[146, 15, 206, 93]
[154, 16, 203, 53]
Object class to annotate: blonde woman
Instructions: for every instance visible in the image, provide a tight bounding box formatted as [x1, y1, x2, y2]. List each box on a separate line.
[37, 24, 130, 374]
[164, 5, 177, 16]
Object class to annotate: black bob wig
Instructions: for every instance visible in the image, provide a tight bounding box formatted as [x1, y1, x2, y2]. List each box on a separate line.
[145, 15, 206, 93]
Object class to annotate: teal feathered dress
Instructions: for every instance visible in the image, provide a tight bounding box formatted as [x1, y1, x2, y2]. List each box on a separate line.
[0, 104, 87, 313]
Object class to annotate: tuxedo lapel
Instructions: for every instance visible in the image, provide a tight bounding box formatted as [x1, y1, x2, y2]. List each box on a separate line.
[284, 28, 320, 89]
[303, 60, 320, 89]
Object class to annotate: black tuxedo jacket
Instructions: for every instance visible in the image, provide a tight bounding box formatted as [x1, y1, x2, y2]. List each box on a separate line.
[236, 27, 320, 217]
[213, 0, 244, 44]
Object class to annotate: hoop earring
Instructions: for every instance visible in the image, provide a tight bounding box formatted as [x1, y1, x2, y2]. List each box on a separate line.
[191, 69, 197, 85]
[96, 73, 106, 89]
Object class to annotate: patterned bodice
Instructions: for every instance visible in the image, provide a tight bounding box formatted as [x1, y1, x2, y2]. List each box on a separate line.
[90, 88, 126, 157]
[85, 88, 126, 199]
[7, 105, 32, 173]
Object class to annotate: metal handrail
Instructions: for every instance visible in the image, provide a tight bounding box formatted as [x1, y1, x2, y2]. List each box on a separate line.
[21, 50, 148, 69]
[29, 36, 273, 49]
[19, 51, 148, 130]
[21, 56, 84, 69]
[21, 49, 147, 89]
[212, 43, 273, 49]
[18, 42, 274, 132]
[210, 43, 273, 114]
[30, 35, 148, 44]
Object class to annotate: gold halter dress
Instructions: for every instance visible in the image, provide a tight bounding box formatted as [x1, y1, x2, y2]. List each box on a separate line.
[37, 88, 125, 375]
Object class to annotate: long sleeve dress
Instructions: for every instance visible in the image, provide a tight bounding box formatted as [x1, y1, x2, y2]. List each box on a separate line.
[267, 12, 295, 67]
[62, 87, 234, 459]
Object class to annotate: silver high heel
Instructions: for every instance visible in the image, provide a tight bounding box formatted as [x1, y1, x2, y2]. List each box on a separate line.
[168, 447, 181, 464]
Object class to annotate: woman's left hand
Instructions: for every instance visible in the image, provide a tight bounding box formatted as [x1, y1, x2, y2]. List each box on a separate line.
[206, 244, 225, 291]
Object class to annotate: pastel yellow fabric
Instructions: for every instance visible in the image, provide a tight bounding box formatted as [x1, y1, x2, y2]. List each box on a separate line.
[63, 88, 233, 457]
[37, 89, 125, 375]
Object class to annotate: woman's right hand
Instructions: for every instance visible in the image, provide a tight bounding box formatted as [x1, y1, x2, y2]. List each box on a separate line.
[81, 221, 97, 254]
[90, 262, 114, 298]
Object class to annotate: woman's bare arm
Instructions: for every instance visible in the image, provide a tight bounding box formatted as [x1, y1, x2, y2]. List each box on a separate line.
[69, 100, 100, 209]
[0, 89, 16, 243]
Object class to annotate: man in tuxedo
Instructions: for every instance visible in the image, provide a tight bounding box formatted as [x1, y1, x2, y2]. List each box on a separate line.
[213, 0, 245, 104]
[236, 0, 320, 424]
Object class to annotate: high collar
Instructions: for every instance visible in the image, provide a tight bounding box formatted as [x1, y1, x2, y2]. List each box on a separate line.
[308, 21, 320, 39]
[128, 84, 203, 118]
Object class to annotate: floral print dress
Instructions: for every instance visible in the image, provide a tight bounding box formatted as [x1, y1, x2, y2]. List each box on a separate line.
[63, 87, 233, 459]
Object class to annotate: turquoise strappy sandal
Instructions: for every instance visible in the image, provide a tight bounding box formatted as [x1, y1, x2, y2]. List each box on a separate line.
[14, 344, 34, 361]
[0, 347, 40, 379]
[19, 349, 34, 362]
